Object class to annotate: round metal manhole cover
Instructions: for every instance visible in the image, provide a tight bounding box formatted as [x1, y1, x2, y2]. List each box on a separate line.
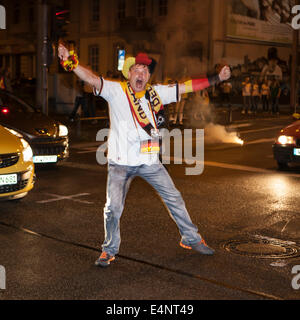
[222, 238, 300, 259]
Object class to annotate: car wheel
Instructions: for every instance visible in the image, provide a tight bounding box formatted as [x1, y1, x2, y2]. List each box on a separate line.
[277, 161, 288, 170]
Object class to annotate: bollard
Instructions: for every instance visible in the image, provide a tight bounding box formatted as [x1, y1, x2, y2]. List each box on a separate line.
[228, 105, 233, 124]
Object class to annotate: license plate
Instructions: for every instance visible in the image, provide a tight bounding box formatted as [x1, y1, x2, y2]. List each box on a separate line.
[0, 174, 18, 186]
[294, 148, 300, 156]
[33, 155, 58, 163]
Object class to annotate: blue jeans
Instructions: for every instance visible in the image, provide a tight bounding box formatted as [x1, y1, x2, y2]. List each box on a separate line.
[102, 162, 202, 255]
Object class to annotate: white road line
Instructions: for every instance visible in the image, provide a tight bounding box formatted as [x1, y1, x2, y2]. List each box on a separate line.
[207, 138, 274, 150]
[71, 142, 107, 154]
[58, 161, 106, 172]
[36, 193, 94, 204]
[240, 126, 283, 134]
[244, 138, 275, 145]
[204, 161, 270, 174]
[227, 123, 252, 129]
[77, 147, 99, 154]
[204, 161, 300, 178]
[71, 142, 102, 149]
[60, 158, 300, 178]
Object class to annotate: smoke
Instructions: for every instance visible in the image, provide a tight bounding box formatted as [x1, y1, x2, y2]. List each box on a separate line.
[153, 1, 243, 146]
[204, 123, 243, 145]
[185, 93, 243, 145]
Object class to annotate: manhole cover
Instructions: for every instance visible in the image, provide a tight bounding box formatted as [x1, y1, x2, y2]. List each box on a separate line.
[223, 238, 300, 259]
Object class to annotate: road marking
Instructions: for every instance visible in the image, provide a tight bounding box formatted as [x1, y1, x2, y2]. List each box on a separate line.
[71, 142, 102, 149]
[253, 234, 296, 245]
[36, 193, 94, 204]
[227, 123, 252, 129]
[240, 126, 283, 134]
[203, 161, 270, 173]
[58, 161, 106, 171]
[270, 260, 288, 267]
[244, 138, 275, 145]
[280, 217, 297, 234]
[60, 156, 300, 178]
[71, 142, 107, 154]
[207, 138, 274, 150]
[77, 147, 99, 154]
[204, 161, 300, 178]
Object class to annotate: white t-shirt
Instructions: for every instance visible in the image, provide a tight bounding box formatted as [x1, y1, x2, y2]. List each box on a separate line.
[242, 82, 252, 96]
[94, 78, 178, 166]
[252, 84, 260, 96]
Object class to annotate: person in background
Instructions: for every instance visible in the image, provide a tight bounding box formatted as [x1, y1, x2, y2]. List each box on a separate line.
[261, 78, 270, 112]
[171, 93, 188, 126]
[251, 78, 260, 114]
[170, 69, 189, 126]
[270, 78, 281, 115]
[241, 76, 252, 114]
[0, 67, 13, 92]
[69, 79, 88, 122]
[221, 80, 232, 108]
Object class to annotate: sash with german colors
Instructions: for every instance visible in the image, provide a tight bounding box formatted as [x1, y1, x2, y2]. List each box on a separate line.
[121, 81, 165, 137]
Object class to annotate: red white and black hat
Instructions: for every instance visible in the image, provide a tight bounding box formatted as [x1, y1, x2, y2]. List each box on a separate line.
[122, 53, 156, 79]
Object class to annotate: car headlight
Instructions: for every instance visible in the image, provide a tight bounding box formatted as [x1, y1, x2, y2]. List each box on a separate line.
[277, 135, 295, 145]
[20, 138, 33, 162]
[59, 124, 68, 137]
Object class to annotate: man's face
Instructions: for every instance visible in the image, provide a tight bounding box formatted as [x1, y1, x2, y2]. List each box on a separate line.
[128, 64, 150, 92]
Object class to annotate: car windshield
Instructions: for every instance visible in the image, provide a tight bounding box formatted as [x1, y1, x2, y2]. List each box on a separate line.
[0, 91, 36, 114]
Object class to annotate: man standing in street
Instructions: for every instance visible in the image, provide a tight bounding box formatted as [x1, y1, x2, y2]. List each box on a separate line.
[58, 43, 231, 267]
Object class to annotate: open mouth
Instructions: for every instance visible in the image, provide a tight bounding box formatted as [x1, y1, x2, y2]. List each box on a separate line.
[135, 79, 143, 89]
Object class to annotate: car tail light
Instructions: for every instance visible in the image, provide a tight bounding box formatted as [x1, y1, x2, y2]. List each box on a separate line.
[1, 107, 9, 114]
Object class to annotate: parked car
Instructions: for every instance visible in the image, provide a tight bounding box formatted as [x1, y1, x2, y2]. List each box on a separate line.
[0, 125, 35, 200]
[273, 117, 300, 170]
[0, 89, 69, 165]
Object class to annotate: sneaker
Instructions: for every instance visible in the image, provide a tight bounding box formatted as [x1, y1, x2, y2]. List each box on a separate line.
[95, 251, 115, 267]
[180, 239, 215, 255]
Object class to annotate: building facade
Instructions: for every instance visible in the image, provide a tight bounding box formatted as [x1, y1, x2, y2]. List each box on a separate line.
[0, 0, 298, 109]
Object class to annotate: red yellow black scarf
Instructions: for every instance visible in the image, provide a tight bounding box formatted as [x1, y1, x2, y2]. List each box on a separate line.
[121, 81, 165, 136]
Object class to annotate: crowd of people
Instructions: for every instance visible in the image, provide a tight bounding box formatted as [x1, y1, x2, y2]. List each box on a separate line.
[167, 74, 285, 127]
[240, 76, 282, 115]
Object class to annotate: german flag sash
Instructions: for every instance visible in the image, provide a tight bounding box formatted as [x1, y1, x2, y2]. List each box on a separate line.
[121, 81, 165, 136]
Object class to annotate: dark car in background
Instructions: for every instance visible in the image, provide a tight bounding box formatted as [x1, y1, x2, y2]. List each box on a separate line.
[273, 118, 300, 170]
[0, 89, 69, 165]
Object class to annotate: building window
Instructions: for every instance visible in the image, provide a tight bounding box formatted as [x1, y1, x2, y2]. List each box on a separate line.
[89, 45, 99, 72]
[159, 0, 168, 17]
[13, 0, 21, 24]
[90, 0, 100, 22]
[137, 0, 146, 18]
[118, 0, 126, 20]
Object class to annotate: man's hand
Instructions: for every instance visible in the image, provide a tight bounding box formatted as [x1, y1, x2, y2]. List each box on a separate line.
[58, 43, 70, 61]
[219, 66, 231, 81]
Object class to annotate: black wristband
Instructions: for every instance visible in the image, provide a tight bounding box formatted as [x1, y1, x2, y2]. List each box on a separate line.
[208, 74, 221, 86]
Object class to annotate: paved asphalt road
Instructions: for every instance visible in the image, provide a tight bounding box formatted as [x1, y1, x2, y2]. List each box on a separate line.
[1, 113, 300, 304]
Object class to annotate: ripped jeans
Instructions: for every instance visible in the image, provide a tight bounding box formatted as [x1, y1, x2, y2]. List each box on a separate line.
[102, 161, 202, 255]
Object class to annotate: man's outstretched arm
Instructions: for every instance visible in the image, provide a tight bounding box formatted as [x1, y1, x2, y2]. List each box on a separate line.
[58, 43, 101, 92]
[178, 66, 231, 96]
